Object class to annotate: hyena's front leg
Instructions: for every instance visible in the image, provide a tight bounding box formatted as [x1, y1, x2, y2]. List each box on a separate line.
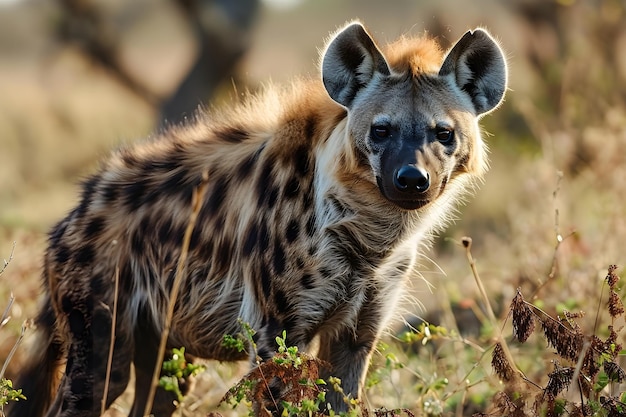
[130, 316, 179, 417]
[316, 304, 383, 413]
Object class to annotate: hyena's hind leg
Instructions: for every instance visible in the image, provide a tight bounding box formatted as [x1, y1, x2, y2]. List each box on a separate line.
[50, 298, 133, 417]
[7, 296, 64, 417]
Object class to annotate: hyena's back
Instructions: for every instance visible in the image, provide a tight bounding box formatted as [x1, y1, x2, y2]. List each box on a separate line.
[10, 21, 506, 417]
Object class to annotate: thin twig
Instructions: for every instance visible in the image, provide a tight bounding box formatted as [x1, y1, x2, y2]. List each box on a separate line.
[0, 242, 16, 277]
[532, 172, 577, 299]
[461, 237, 521, 382]
[143, 172, 209, 417]
[101, 266, 120, 415]
[0, 293, 14, 328]
[570, 340, 590, 404]
[0, 320, 29, 381]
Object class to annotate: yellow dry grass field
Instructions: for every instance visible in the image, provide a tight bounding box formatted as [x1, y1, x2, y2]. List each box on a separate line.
[1, 0, 625, 415]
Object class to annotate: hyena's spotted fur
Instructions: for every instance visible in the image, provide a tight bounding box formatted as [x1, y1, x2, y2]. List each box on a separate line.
[10, 22, 507, 417]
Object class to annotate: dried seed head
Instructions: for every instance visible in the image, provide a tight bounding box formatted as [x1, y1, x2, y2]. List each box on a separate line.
[545, 365, 574, 397]
[608, 290, 624, 318]
[511, 289, 535, 343]
[492, 342, 516, 382]
[492, 391, 517, 415]
[541, 319, 584, 362]
[606, 265, 619, 289]
[603, 361, 626, 383]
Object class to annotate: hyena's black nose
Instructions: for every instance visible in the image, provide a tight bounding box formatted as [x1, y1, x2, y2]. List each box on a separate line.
[394, 165, 430, 193]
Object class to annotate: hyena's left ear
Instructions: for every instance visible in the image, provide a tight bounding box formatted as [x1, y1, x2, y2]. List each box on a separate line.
[439, 28, 508, 115]
[322, 22, 391, 108]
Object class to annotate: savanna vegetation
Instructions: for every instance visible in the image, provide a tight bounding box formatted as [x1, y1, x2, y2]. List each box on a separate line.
[1, 0, 625, 415]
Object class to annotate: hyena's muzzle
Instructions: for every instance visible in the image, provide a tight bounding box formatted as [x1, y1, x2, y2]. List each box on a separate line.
[374, 123, 454, 210]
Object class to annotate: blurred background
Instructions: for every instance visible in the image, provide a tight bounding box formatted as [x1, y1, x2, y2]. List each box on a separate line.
[1, 0, 625, 415]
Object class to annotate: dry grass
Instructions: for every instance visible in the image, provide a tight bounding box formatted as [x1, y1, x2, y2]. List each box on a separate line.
[1, 0, 625, 415]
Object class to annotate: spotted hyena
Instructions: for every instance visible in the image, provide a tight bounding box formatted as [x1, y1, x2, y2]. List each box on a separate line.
[10, 21, 507, 417]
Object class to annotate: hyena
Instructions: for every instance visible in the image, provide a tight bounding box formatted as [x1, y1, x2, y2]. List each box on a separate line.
[10, 21, 507, 417]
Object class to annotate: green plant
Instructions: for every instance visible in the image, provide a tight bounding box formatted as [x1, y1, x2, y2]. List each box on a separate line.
[0, 379, 25, 409]
[158, 347, 205, 403]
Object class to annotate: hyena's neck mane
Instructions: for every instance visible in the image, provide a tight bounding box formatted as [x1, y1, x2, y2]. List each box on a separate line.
[311, 118, 431, 265]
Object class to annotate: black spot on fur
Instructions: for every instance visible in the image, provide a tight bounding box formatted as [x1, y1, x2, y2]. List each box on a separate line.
[49, 219, 68, 246]
[145, 157, 180, 173]
[238, 142, 266, 180]
[258, 222, 270, 252]
[204, 176, 227, 216]
[81, 176, 99, 202]
[161, 169, 192, 199]
[301, 274, 315, 290]
[305, 214, 316, 237]
[133, 216, 151, 251]
[158, 218, 173, 243]
[274, 289, 290, 314]
[215, 237, 232, 274]
[123, 179, 151, 211]
[85, 216, 105, 237]
[260, 264, 272, 299]
[272, 239, 286, 275]
[285, 220, 300, 243]
[189, 223, 202, 252]
[212, 213, 226, 234]
[55, 244, 72, 265]
[243, 223, 258, 257]
[101, 183, 119, 203]
[256, 157, 275, 206]
[217, 126, 250, 143]
[74, 243, 95, 265]
[284, 177, 300, 199]
[292, 145, 311, 177]
[267, 186, 279, 209]
[237, 151, 259, 180]
[319, 267, 333, 280]
[75, 176, 99, 218]
[301, 187, 314, 208]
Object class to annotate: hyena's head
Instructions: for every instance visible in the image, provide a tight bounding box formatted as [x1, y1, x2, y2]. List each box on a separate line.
[322, 22, 507, 210]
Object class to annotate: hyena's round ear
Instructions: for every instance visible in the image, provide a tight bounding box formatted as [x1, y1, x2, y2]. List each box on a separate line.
[322, 22, 391, 109]
[439, 28, 508, 115]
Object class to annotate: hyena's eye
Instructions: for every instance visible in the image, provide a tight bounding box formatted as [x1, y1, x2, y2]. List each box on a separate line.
[435, 127, 454, 144]
[371, 125, 391, 141]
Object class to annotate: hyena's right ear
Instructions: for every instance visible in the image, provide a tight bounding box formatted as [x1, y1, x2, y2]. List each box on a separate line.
[322, 22, 391, 109]
[439, 28, 508, 116]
